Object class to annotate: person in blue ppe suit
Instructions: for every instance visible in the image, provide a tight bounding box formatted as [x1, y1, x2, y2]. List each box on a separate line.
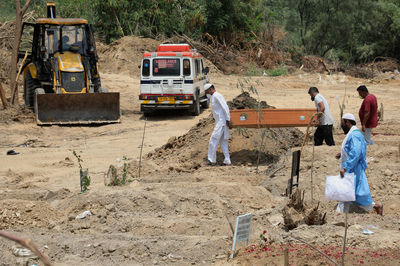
[335, 113, 383, 215]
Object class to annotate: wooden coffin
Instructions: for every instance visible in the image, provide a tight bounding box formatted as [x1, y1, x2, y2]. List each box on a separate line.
[230, 108, 318, 128]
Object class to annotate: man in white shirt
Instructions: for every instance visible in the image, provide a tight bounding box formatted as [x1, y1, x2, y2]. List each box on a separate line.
[204, 83, 231, 166]
[308, 87, 335, 146]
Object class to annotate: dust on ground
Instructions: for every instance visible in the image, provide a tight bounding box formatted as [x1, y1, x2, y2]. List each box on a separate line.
[1, 70, 399, 265]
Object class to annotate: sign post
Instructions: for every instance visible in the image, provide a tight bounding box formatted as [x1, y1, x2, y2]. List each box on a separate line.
[230, 213, 252, 259]
[286, 150, 301, 197]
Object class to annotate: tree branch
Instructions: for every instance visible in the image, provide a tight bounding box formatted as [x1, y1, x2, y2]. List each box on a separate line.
[0, 230, 52, 266]
[15, 0, 21, 13]
[21, 0, 33, 15]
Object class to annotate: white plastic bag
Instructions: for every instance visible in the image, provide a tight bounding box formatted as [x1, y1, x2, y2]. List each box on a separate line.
[325, 173, 355, 202]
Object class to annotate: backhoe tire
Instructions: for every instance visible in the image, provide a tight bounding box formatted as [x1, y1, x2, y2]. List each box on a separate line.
[99, 87, 108, 93]
[35, 88, 45, 94]
[143, 111, 152, 117]
[191, 93, 200, 116]
[24, 71, 40, 108]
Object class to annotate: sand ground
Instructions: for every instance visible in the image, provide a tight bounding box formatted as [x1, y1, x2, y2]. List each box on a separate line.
[1, 71, 399, 265]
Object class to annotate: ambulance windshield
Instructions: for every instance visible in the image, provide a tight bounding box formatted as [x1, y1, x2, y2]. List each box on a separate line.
[153, 58, 180, 76]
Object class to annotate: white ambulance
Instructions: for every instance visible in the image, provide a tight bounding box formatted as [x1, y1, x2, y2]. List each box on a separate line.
[139, 44, 210, 115]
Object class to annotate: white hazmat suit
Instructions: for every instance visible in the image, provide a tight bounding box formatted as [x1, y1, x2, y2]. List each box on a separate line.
[208, 91, 231, 165]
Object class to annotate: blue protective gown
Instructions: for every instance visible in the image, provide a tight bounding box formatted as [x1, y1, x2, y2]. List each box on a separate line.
[341, 129, 374, 207]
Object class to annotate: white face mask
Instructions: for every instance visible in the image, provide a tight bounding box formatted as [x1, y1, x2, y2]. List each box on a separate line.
[206, 94, 211, 99]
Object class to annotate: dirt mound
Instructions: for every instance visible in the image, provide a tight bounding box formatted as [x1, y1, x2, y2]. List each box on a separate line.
[282, 189, 327, 230]
[0, 105, 35, 123]
[227, 91, 274, 109]
[147, 93, 303, 169]
[0, 200, 64, 230]
[96, 36, 160, 77]
[97, 35, 220, 77]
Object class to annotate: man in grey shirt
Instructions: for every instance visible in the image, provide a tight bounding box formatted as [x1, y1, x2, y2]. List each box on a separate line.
[308, 87, 335, 146]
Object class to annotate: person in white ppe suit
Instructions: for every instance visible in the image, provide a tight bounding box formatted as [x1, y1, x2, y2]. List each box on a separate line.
[204, 83, 232, 166]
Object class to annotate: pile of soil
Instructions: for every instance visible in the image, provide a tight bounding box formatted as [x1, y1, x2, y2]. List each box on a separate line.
[146, 92, 303, 169]
[0, 105, 35, 124]
[227, 91, 274, 110]
[96, 36, 160, 77]
[282, 189, 327, 230]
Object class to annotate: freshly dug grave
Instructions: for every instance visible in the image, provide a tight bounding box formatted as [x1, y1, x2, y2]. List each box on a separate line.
[146, 92, 303, 170]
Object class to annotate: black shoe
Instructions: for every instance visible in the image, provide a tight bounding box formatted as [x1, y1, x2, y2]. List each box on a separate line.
[6, 150, 19, 155]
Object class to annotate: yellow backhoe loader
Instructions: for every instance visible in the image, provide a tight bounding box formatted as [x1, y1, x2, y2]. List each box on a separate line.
[18, 2, 120, 125]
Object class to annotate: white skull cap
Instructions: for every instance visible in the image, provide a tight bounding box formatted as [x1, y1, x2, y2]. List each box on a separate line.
[342, 113, 356, 121]
[204, 83, 214, 90]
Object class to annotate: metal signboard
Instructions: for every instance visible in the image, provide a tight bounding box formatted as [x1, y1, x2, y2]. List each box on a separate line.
[230, 213, 252, 258]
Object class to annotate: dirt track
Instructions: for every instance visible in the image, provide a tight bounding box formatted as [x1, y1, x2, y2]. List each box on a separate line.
[1, 71, 400, 265]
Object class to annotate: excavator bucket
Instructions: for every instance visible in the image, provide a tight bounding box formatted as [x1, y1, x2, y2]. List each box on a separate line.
[34, 92, 120, 125]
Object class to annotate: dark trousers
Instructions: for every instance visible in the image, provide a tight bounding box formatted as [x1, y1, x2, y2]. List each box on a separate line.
[314, 125, 335, 146]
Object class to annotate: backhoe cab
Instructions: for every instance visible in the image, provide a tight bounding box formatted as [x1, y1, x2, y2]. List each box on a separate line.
[19, 2, 120, 125]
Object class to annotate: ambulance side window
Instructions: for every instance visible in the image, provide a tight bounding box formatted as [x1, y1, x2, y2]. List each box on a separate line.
[142, 59, 150, 77]
[183, 59, 191, 76]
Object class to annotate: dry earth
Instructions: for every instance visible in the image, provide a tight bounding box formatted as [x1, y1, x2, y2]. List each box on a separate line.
[1, 38, 400, 265]
[1, 70, 399, 265]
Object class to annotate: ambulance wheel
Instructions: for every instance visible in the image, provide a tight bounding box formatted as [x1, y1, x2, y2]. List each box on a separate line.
[191, 95, 200, 116]
[201, 97, 209, 109]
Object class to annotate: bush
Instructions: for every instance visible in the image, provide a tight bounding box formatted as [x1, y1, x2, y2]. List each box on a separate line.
[266, 66, 287, 77]
[246, 63, 265, 76]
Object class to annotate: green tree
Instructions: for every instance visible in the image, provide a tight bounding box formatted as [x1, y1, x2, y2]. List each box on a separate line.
[203, 0, 262, 44]
[0, 1, 16, 21]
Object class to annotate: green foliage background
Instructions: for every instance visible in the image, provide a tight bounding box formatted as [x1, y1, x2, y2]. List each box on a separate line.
[2, 0, 400, 64]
